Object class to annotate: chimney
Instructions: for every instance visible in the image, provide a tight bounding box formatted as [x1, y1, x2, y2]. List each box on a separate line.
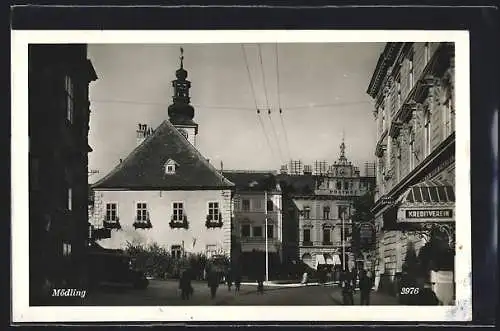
[136, 123, 149, 146]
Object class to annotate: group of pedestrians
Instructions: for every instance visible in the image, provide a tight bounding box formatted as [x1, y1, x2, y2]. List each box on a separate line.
[340, 268, 373, 305]
[179, 266, 244, 301]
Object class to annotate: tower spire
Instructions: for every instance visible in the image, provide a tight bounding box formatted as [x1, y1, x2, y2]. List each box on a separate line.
[168, 47, 195, 124]
[339, 130, 347, 163]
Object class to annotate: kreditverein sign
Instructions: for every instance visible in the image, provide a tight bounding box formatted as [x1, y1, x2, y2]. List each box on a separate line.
[405, 209, 453, 219]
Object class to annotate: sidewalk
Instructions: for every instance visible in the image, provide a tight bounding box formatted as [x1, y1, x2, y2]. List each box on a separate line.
[329, 287, 400, 305]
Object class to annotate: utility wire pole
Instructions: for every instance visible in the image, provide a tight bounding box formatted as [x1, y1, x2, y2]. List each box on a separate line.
[265, 190, 269, 282]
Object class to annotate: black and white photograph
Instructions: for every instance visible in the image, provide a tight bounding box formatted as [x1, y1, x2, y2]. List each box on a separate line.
[12, 30, 472, 322]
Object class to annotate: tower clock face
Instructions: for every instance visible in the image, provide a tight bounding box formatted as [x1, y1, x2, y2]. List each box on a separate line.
[179, 129, 188, 140]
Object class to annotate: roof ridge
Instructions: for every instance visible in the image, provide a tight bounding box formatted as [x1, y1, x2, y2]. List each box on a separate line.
[164, 120, 235, 187]
[92, 121, 167, 188]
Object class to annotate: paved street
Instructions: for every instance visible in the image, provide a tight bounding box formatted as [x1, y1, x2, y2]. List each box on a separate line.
[80, 280, 398, 306]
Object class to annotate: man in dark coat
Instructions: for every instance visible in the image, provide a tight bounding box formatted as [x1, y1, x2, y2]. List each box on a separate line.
[207, 267, 220, 300]
[234, 268, 242, 293]
[179, 268, 193, 300]
[341, 268, 355, 305]
[359, 269, 372, 305]
[226, 268, 233, 291]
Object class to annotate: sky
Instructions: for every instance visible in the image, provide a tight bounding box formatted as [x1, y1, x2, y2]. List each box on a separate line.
[87, 43, 384, 183]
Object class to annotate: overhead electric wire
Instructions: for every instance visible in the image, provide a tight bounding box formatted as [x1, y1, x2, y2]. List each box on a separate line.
[257, 44, 270, 111]
[256, 43, 284, 165]
[275, 43, 292, 162]
[89, 99, 372, 111]
[241, 44, 260, 111]
[241, 44, 277, 164]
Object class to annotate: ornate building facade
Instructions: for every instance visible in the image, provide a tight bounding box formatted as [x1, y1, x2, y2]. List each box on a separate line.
[278, 141, 376, 278]
[367, 42, 455, 303]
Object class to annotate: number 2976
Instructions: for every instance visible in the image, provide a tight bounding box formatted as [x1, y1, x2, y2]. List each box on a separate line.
[400, 287, 420, 295]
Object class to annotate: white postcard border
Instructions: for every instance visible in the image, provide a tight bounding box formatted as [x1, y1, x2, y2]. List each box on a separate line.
[11, 30, 472, 322]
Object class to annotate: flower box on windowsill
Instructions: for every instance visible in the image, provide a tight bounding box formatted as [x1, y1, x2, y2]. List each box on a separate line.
[322, 241, 333, 246]
[103, 219, 121, 230]
[169, 215, 189, 229]
[133, 219, 152, 229]
[206, 214, 223, 228]
[302, 241, 314, 246]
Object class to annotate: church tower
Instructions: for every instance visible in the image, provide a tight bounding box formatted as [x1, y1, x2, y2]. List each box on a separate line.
[168, 47, 199, 147]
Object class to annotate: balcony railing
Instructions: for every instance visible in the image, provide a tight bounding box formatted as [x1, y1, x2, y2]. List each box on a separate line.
[169, 215, 189, 229]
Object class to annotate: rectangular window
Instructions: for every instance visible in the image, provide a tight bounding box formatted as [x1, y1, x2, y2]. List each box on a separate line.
[253, 226, 263, 237]
[242, 199, 250, 212]
[171, 245, 182, 259]
[396, 76, 402, 109]
[173, 202, 184, 221]
[338, 206, 348, 220]
[64, 75, 74, 124]
[408, 51, 414, 90]
[303, 206, 311, 219]
[443, 97, 454, 138]
[267, 224, 274, 239]
[424, 42, 430, 64]
[67, 187, 72, 211]
[323, 206, 330, 219]
[241, 224, 250, 237]
[323, 229, 331, 243]
[424, 110, 431, 156]
[266, 199, 274, 212]
[253, 199, 262, 211]
[208, 202, 220, 220]
[136, 202, 148, 221]
[63, 242, 72, 257]
[303, 229, 311, 243]
[105, 203, 117, 221]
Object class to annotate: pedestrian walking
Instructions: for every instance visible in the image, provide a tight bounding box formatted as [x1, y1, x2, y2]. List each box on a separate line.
[207, 267, 220, 300]
[359, 269, 372, 305]
[226, 268, 233, 291]
[341, 268, 355, 305]
[234, 268, 241, 293]
[179, 268, 193, 300]
[256, 269, 265, 295]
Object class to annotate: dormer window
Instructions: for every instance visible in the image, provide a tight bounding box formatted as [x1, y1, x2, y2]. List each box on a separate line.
[164, 159, 179, 175]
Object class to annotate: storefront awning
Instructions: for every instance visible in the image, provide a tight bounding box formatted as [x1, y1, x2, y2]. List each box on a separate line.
[315, 254, 326, 266]
[333, 255, 342, 265]
[397, 179, 455, 223]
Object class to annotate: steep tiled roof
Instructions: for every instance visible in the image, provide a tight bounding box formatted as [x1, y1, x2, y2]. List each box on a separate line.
[92, 120, 234, 190]
[222, 171, 278, 192]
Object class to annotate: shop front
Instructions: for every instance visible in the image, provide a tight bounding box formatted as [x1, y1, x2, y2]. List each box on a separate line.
[395, 179, 456, 305]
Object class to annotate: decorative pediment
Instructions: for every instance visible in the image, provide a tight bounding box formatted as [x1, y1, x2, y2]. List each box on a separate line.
[302, 223, 314, 229]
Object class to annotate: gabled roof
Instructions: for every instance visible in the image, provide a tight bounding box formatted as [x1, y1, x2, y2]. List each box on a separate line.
[222, 171, 278, 192]
[92, 120, 234, 190]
